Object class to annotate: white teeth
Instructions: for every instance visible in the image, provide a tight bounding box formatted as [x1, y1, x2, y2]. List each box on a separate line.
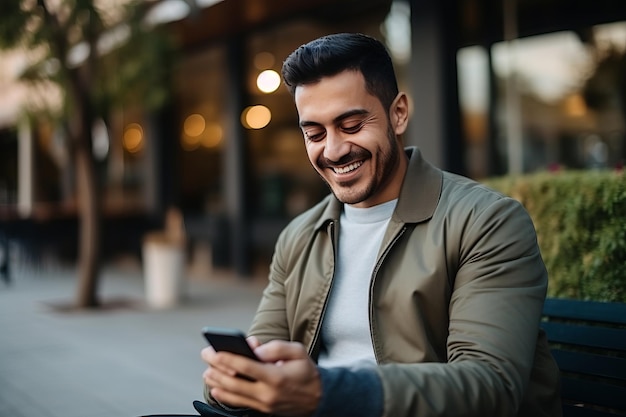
[334, 161, 362, 174]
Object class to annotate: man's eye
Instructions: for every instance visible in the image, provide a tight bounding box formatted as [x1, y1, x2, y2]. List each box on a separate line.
[341, 122, 363, 134]
[305, 131, 325, 142]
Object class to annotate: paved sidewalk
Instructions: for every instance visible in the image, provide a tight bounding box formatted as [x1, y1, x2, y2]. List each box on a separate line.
[0, 260, 266, 417]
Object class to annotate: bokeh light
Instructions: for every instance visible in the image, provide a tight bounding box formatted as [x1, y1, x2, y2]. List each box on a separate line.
[123, 123, 144, 154]
[201, 122, 223, 148]
[241, 105, 271, 129]
[184, 113, 206, 137]
[256, 69, 281, 93]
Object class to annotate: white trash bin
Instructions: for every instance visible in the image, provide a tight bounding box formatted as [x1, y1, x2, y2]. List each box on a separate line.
[143, 233, 185, 309]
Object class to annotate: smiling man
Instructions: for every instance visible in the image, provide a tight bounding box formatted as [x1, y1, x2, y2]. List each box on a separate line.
[200, 33, 561, 417]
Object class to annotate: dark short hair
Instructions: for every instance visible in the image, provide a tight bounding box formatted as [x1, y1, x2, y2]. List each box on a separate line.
[281, 33, 399, 110]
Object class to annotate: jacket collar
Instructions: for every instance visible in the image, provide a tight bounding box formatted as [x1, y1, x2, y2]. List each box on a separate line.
[314, 146, 443, 230]
[395, 146, 442, 223]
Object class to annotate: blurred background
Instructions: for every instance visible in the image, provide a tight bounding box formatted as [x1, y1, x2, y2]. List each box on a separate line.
[0, 1, 624, 415]
[0, 0, 625, 301]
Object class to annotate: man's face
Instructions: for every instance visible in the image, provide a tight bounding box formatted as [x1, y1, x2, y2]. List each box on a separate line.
[294, 70, 408, 208]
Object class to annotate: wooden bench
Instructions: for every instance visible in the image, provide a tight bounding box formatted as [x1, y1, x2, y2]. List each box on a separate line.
[541, 298, 626, 417]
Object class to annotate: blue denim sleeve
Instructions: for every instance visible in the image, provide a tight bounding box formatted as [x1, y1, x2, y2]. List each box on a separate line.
[311, 366, 384, 417]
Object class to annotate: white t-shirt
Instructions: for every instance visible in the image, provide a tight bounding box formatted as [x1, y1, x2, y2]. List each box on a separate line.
[317, 199, 397, 368]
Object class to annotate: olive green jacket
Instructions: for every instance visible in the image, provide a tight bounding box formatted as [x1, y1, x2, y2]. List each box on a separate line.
[248, 147, 561, 417]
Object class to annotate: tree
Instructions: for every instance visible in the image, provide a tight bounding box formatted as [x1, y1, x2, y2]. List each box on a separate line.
[0, 0, 175, 308]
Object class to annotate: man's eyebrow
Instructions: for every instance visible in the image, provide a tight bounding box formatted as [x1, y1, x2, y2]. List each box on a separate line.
[333, 109, 369, 124]
[299, 108, 370, 129]
[299, 120, 321, 129]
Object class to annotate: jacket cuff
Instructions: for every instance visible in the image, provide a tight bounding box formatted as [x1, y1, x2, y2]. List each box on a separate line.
[312, 366, 384, 417]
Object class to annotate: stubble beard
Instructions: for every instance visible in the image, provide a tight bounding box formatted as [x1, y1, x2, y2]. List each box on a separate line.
[323, 126, 400, 205]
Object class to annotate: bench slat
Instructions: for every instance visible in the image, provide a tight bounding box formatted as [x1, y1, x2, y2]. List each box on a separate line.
[542, 298, 626, 416]
[543, 298, 626, 325]
[561, 376, 626, 411]
[541, 322, 626, 351]
[551, 349, 626, 381]
[563, 403, 623, 417]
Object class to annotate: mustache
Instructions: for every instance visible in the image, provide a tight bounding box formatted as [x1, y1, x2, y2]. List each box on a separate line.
[317, 149, 371, 169]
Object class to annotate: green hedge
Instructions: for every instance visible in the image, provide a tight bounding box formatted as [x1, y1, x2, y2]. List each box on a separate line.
[484, 170, 626, 302]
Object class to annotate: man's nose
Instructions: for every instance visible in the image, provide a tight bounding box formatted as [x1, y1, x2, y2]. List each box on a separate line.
[323, 129, 349, 162]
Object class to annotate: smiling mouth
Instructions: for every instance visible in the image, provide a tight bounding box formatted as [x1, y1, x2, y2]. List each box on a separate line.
[333, 161, 363, 174]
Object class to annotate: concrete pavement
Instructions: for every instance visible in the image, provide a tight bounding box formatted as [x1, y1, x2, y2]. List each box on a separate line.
[0, 258, 266, 417]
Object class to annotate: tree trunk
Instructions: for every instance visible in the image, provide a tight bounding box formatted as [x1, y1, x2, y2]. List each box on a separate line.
[67, 67, 102, 309]
[74, 140, 101, 308]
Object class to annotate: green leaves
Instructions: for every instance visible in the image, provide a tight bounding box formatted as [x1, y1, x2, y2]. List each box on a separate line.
[0, 0, 175, 121]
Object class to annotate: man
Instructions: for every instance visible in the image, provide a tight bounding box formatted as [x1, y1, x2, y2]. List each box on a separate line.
[200, 33, 561, 417]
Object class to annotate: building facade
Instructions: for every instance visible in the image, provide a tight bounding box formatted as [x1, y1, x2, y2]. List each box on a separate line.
[1, 0, 625, 275]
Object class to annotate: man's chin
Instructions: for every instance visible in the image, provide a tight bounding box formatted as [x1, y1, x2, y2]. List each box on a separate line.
[330, 187, 368, 205]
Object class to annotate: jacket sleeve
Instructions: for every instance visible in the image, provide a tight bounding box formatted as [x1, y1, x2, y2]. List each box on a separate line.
[378, 197, 549, 417]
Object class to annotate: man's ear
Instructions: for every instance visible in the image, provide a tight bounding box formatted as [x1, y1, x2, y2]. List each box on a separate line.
[390, 92, 409, 135]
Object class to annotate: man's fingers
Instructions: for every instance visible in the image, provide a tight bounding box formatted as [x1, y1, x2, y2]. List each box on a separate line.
[254, 340, 309, 362]
[247, 335, 261, 349]
[200, 346, 216, 363]
[205, 342, 321, 416]
[205, 364, 270, 412]
[209, 350, 269, 382]
[210, 386, 271, 414]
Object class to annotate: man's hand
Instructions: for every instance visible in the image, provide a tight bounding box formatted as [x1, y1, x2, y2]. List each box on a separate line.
[201, 339, 321, 417]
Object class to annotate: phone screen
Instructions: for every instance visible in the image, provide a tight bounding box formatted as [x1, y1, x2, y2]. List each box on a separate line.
[202, 326, 260, 361]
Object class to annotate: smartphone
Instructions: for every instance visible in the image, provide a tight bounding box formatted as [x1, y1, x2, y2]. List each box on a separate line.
[202, 326, 260, 362]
